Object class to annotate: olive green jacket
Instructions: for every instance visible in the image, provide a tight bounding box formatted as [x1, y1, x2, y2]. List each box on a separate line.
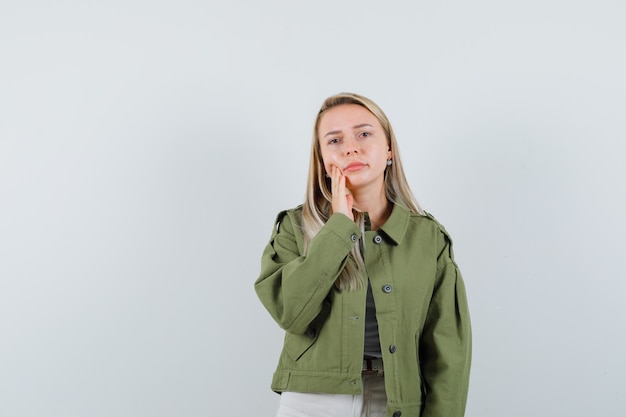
[255, 204, 471, 417]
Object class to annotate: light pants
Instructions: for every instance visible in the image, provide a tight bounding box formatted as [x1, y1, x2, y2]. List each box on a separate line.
[276, 374, 387, 417]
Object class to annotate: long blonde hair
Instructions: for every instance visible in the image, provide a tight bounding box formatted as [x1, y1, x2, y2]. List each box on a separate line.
[302, 92, 423, 291]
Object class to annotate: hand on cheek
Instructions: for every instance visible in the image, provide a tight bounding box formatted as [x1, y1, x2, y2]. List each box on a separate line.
[330, 165, 354, 221]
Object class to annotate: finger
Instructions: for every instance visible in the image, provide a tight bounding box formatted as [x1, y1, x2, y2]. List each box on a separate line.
[330, 166, 344, 212]
[337, 169, 345, 196]
[331, 165, 342, 195]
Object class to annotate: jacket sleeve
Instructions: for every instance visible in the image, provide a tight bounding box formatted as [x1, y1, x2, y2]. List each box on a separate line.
[419, 228, 472, 417]
[254, 210, 361, 335]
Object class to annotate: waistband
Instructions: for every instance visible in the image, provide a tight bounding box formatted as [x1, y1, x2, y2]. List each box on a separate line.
[362, 356, 384, 376]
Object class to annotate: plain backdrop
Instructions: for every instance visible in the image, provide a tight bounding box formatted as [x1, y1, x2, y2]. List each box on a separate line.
[1, 1, 625, 416]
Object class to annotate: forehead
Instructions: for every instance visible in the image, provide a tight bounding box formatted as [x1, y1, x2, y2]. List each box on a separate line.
[318, 104, 380, 132]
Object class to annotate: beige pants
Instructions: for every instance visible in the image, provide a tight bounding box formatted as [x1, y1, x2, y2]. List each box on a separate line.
[276, 374, 387, 417]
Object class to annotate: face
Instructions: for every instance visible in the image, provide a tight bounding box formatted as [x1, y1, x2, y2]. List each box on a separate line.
[318, 104, 391, 191]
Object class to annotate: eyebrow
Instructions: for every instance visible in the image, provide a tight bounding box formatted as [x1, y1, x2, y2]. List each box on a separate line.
[322, 123, 374, 138]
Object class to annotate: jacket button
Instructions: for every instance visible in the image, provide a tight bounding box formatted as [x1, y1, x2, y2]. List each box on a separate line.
[373, 235, 382, 244]
[351, 233, 357, 242]
[393, 412, 402, 417]
[306, 328, 316, 338]
[389, 344, 397, 353]
[382, 284, 392, 293]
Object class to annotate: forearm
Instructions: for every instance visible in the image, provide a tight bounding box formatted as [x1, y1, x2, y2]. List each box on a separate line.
[421, 258, 472, 417]
[255, 212, 360, 334]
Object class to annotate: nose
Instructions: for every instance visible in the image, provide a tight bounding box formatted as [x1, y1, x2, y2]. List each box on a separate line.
[345, 137, 359, 155]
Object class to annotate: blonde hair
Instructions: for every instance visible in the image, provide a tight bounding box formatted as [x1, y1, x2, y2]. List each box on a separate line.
[301, 92, 424, 291]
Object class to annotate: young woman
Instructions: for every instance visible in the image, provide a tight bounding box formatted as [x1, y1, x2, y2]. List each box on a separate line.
[255, 93, 471, 417]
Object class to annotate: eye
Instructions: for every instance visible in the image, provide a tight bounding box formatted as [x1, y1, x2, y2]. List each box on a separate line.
[328, 138, 340, 145]
[359, 131, 371, 138]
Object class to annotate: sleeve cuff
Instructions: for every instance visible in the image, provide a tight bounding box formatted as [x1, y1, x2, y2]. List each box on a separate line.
[322, 213, 361, 247]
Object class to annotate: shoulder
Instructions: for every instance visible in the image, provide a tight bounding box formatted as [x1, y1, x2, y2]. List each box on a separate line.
[406, 209, 454, 245]
[422, 211, 453, 241]
[270, 205, 304, 239]
[270, 206, 306, 254]
[274, 205, 303, 228]
[414, 211, 459, 263]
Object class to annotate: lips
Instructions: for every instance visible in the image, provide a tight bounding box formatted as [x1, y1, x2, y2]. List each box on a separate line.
[344, 162, 367, 172]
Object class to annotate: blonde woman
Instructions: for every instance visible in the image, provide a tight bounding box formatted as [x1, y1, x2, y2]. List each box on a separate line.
[255, 93, 471, 417]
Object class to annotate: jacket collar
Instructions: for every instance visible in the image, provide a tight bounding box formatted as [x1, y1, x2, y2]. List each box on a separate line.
[376, 203, 410, 245]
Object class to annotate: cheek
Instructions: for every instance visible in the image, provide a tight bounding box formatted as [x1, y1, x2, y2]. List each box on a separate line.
[319, 149, 338, 170]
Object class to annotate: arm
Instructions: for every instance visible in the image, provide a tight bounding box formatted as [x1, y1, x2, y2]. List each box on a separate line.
[254, 210, 360, 335]
[419, 230, 472, 417]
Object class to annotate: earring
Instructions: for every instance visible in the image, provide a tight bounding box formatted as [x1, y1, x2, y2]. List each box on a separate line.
[386, 159, 393, 166]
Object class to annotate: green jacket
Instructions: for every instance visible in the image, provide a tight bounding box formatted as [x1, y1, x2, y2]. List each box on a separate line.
[255, 203, 471, 417]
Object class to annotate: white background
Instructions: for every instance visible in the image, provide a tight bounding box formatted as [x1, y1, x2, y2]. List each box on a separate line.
[1, 1, 625, 416]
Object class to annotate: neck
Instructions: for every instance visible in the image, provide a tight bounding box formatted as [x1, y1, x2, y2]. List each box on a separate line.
[351, 185, 392, 229]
